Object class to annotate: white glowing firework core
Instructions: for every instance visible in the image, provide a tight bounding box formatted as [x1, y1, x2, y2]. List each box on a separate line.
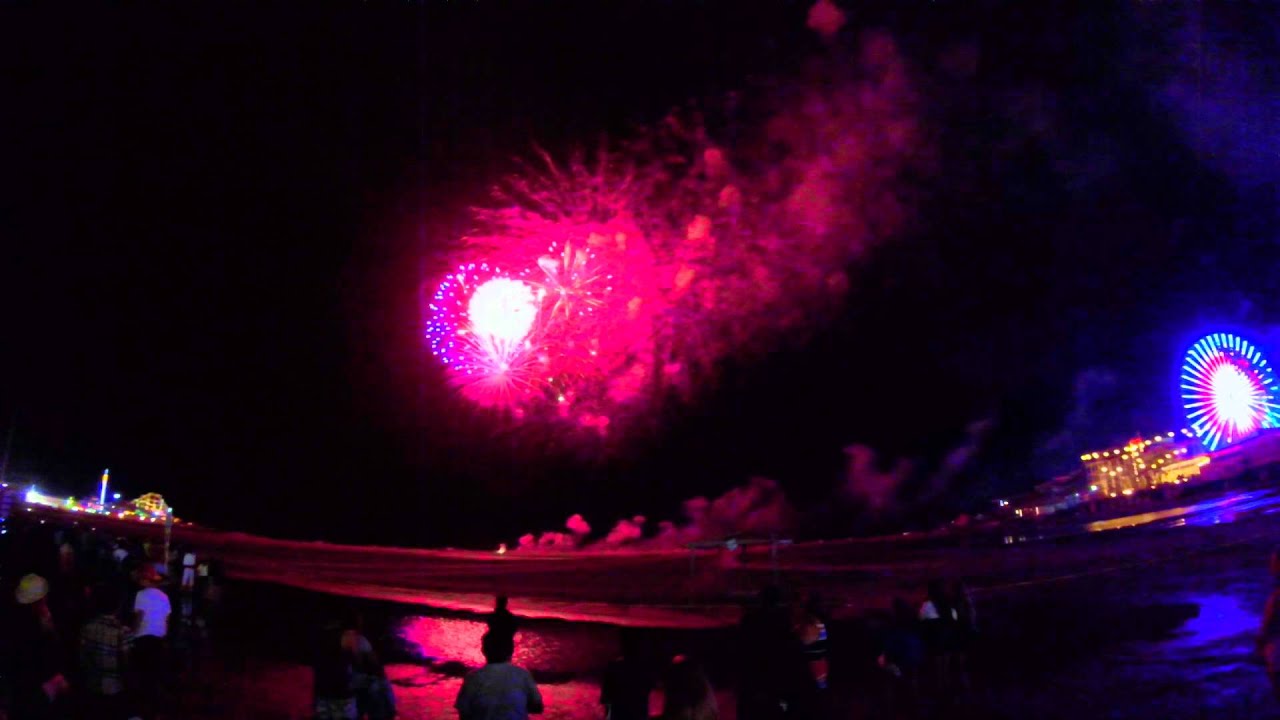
[467, 278, 538, 345]
[1210, 362, 1263, 434]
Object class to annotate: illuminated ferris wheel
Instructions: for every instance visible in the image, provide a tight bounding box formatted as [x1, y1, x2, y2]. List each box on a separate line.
[1181, 332, 1280, 451]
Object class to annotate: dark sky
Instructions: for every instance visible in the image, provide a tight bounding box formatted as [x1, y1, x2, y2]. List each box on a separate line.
[3, 2, 1279, 547]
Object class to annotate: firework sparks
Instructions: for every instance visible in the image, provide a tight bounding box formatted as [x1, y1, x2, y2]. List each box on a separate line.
[426, 263, 545, 407]
[536, 240, 613, 323]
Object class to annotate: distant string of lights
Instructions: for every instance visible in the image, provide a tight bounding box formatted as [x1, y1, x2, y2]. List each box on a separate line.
[1079, 430, 1190, 463]
[21, 486, 172, 524]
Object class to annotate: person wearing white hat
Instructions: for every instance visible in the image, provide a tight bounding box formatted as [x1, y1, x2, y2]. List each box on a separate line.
[15, 572, 49, 606]
[8, 574, 70, 717]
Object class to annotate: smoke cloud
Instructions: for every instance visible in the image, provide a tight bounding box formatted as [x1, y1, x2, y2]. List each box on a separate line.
[516, 477, 797, 552]
[513, 417, 995, 551]
[842, 444, 914, 513]
[565, 513, 592, 536]
[924, 419, 994, 501]
[1032, 368, 1120, 478]
[632, 477, 797, 548]
[603, 515, 646, 545]
[517, 513, 594, 551]
[841, 417, 994, 521]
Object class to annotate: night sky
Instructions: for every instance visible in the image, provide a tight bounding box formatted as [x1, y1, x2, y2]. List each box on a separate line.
[3, 2, 1280, 547]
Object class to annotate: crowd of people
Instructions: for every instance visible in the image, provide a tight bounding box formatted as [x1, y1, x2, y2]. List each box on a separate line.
[596, 580, 977, 720]
[300, 573, 961, 720]
[876, 580, 979, 718]
[2, 516, 984, 720]
[0, 521, 226, 719]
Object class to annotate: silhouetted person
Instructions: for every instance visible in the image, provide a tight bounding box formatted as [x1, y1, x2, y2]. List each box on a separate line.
[313, 615, 357, 720]
[879, 597, 924, 716]
[203, 558, 227, 646]
[456, 631, 543, 720]
[50, 536, 86, 659]
[80, 584, 128, 719]
[950, 579, 977, 694]
[1260, 548, 1280, 699]
[794, 594, 829, 691]
[737, 586, 810, 720]
[601, 629, 653, 720]
[344, 610, 396, 720]
[919, 580, 958, 697]
[662, 654, 718, 720]
[487, 594, 518, 643]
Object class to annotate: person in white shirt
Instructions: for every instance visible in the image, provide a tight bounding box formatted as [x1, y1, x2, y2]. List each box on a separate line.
[134, 566, 171, 640]
[181, 549, 197, 591]
[456, 631, 543, 720]
[132, 565, 171, 718]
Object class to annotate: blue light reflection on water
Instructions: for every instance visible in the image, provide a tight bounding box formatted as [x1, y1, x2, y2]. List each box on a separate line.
[1176, 593, 1256, 648]
[1121, 590, 1265, 715]
[1181, 592, 1260, 709]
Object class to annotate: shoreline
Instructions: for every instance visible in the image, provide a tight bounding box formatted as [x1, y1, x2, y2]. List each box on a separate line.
[25, 485, 1280, 629]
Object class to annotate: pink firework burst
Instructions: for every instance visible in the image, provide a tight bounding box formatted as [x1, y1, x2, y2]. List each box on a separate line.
[426, 263, 546, 407]
[462, 151, 669, 428]
[422, 31, 929, 439]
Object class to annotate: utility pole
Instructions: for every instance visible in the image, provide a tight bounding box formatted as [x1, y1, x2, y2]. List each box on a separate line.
[163, 500, 173, 569]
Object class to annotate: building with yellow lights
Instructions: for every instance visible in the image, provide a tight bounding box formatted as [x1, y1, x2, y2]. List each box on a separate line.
[1079, 429, 1206, 497]
[133, 493, 168, 516]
